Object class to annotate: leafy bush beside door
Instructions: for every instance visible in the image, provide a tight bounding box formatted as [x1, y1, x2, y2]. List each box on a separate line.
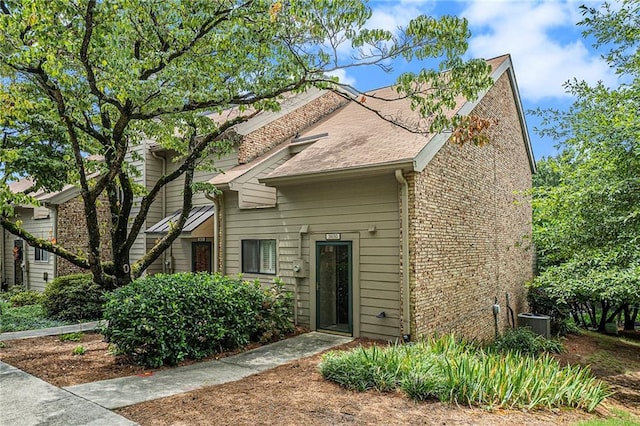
[101, 273, 294, 367]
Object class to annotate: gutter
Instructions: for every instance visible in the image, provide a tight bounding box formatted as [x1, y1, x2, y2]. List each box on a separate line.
[261, 160, 413, 186]
[395, 169, 411, 341]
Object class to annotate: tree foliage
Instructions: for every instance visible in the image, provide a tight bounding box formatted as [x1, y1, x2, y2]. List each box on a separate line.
[531, 0, 640, 331]
[0, 0, 494, 288]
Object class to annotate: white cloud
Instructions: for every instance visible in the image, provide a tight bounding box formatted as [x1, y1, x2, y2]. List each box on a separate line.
[460, 0, 617, 101]
[325, 69, 357, 88]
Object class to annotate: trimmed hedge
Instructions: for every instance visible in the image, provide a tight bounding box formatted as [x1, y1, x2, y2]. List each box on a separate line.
[9, 290, 45, 307]
[43, 274, 106, 321]
[101, 273, 294, 367]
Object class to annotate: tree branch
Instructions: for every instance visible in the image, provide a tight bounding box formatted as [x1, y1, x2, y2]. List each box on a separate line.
[0, 218, 90, 270]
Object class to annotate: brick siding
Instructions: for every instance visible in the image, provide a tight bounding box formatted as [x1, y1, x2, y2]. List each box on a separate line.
[405, 72, 533, 341]
[56, 195, 112, 276]
[238, 91, 346, 164]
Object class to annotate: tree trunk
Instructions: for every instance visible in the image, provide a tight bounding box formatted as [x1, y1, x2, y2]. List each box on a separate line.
[623, 305, 638, 331]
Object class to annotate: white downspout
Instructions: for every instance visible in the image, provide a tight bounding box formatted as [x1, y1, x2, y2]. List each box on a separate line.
[204, 192, 220, 274]
[395, 169, 411, 340]
[151, 151, 167, 273]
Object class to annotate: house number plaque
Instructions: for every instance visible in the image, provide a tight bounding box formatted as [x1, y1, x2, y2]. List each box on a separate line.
[325, 233, 341, 240]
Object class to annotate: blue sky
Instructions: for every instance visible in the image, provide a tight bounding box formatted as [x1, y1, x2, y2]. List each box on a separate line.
[332, 0, 618, 160]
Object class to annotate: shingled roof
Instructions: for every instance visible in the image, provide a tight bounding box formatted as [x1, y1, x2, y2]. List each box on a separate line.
[259, 55, 532, 184]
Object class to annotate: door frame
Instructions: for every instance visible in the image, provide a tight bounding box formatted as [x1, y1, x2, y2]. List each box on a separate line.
[191, 241, 212, 273]
[310, 232, 360, 337]
[316, 241, 353, 334]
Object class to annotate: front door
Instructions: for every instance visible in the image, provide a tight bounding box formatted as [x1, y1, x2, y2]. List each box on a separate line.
[192, 242, 212, 273]
[316, 242, 352, 334]
[13, 240, 23, 285]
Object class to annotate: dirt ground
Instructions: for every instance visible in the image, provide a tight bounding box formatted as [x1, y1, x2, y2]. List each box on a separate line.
[1, 331, 639, 425]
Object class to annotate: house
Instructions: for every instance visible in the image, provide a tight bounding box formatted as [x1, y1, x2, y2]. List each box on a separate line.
[205, 54, 535, 341]
[1, 179, 112, 292]
[2, 54, 534, 342]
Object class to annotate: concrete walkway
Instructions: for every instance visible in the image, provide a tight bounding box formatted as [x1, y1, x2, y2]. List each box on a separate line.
[0, 361, 136, 426]
[65, 332, 353, 409]
[0, 320, 102, 340]
[1, 331, 353, 424]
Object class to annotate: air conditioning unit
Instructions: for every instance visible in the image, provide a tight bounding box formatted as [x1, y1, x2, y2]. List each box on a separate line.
[517, 313, 551, 339]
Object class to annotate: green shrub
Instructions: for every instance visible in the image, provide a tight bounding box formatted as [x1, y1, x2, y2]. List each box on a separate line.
[43, 274, 105, 321]
[101, 273, 294, 367]
[9, 290, 45, 307]
[319, 334, 609, 412]
[527, 285, 575, 336]
[491, 327, 563, 356]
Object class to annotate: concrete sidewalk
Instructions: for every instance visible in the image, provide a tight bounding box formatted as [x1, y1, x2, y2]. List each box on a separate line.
[0, 321, 101, 341]
[65, 332, 353, 409]
[0, 361, 136, 426]
[1, 331, 353, 425]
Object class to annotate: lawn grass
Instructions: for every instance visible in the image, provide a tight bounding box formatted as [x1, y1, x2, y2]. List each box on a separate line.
[0, 304, 72, 332]
[577, 408, 640, 425]
[583, 331, 640, 375]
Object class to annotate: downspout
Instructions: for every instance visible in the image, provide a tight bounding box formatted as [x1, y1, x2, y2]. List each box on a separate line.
[51, 205, 58, 280]
[204, 192, 220, 274]
[1, 225, 5, 288]
[150, 151, 167, 273]
[395, 169, 411, 341]
[295, 225, 309, 327]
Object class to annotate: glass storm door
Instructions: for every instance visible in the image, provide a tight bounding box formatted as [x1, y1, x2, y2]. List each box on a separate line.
[316, 242, 352, 334]
[192, 242, 212, 273]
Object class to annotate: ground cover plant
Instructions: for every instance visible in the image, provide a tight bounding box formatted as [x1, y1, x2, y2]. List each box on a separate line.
[319, 334, 609, 412]
[101, 273, 294, 367]
[0, 302, 72, 332]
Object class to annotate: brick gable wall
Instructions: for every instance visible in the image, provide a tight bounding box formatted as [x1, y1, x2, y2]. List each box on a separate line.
[56, 195, 112, 276]
[238, 91, 346, 164]
[405, 72, 533, 341]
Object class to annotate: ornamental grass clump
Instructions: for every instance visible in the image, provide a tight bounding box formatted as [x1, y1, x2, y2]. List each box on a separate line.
[319, 334, 609, 412]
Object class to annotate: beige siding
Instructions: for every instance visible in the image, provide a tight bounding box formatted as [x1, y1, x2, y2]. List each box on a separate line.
[234, 153, 289, 209]
[224, 174, 401, 340]
[3, 207, 56, 292]
[150, 150, 238, 274]
[164, 152, 239, 214]
[126, 141, 149, 267]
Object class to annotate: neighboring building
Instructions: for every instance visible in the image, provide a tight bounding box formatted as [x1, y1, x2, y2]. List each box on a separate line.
[1, 54, 534, 343]
[2, 181, 67, 291]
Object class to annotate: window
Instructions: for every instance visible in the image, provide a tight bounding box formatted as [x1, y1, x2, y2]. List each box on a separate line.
[34, 247, 49, 262]
[242, 239, 276, 274]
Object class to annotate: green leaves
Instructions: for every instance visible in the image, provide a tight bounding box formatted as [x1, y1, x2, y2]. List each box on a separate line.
[319, 335, 609, 411]
[101, 273, 294, 368]
[531, 1, 640, 327]
[1, 0, 492, 287]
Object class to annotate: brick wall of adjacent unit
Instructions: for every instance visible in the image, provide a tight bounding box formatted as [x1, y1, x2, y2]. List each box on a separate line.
[56, 196, 112, 276]
[238, 91, 346, 164]
[405, 71, 533, 341]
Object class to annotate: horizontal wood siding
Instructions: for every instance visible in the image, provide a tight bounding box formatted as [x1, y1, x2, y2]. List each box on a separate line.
[3, 207, 56, 292]
[235, 153, 288, 209]
[224, 174, 401, 340]
[164, 152, 239, 214]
